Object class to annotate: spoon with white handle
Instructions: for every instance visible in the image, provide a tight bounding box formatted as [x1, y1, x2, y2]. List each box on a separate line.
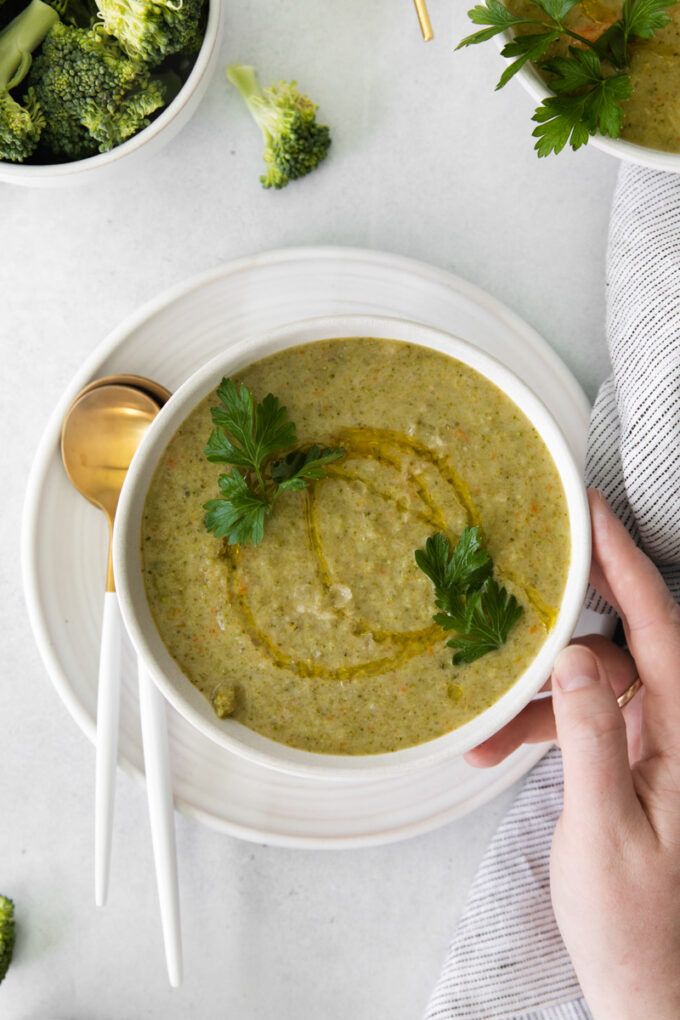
[61, 376, 182, 985]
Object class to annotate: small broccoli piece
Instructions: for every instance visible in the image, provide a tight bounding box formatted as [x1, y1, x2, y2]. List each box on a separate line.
[0, 85, 44, 159]
[0, 0, 57, 161]
[95, 0, 205, 65]
[226, 63, 331, 190]
[27, 20, 166, 159]
[0, 896, 15, 985]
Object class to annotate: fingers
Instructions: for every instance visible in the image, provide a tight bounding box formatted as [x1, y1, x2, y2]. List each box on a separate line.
[576, 634, 642, 764]
[552, 643, 639, 824]
[589, 489, 680, 753]
[588, 555, 621, 616]
[465, 634, 638, 767]
[464, 697, 556, 767]
[574, 633, 637, 696]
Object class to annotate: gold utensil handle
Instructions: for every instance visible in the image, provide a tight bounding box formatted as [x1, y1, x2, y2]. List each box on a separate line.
[413, 0, 433, 40]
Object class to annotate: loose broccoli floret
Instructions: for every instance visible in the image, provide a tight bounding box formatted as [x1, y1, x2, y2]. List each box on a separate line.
[226, 63, 331, 190]
[27, 20, 166, 159]
[94, 0, 205, 65]
[0, 896, 15, 985]
[0, 0, 57, 161]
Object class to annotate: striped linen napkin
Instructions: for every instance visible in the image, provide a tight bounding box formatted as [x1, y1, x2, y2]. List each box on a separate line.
[424, 162, 680, 1020]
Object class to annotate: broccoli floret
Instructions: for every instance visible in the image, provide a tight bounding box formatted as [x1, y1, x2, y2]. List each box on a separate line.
[0, 85, 44, 159]
[0, 0, 57, 161]
[226, 63, 331, 190]
[95, 0, 205, 65]
[27, 20, 166, 159]
[0, 896, 15, 985]
[47, 0, 99, 29]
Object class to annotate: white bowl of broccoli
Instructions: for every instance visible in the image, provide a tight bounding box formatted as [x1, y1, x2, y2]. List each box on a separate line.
[0, 0, 223, 184]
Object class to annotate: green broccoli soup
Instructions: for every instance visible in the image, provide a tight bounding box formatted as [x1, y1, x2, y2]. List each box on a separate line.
[141, 337, 571, 755]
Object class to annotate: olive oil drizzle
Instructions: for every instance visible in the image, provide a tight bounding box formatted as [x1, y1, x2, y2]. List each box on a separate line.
[224, 546, 442, 681]
[502, 569, 558, 631]
[305, 483, 441, 647]
[336, 427, 482, 534]
[322, 464, 441, 530]
[224, 426, 558, 680]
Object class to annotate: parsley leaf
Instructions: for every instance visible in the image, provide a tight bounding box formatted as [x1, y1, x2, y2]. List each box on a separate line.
[415, 528, 493, 607]
[531, 60, 630, 155]
[593, 0, 677, 66]
[531, 95, 592, 155]
[446, 581, 525, 664]
[270, 445, 346, 490]
[456, 1, 530, 48]
[458, 0, 579, 52]
[531, 0, 581, 21]
[497, 30, 562, 88]
[415, 528, 523, 664]
[542, 47, 605, 92]
[203, 471, 267, 546]
[203, 379, 344, 546]
[623, 0, 677, 38]
[206, 379, 297, 480]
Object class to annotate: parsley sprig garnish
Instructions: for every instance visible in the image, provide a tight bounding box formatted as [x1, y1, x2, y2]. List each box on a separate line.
[203, 378, 344, 546]
[415, 528, 523, 664]
[457, 0, 677, 156]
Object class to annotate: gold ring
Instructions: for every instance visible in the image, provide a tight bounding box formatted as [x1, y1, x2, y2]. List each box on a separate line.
[617, 676, 643, 709]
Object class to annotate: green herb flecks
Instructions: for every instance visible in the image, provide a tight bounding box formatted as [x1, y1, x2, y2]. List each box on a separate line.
[415, 527, 523, 664]
[457, 0, 677, 156]
[203, 378, 344, 546]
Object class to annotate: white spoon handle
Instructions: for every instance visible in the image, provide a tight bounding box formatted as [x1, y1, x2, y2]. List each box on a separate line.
[138, 660, 183, 988]
[94, 590, 123, 907]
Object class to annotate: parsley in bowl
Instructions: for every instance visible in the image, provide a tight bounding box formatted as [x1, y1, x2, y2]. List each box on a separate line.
[459, 0, 680, 167]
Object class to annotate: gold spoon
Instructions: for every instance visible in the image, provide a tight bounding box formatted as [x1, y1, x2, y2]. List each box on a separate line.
[62, 383, 161, 594]
[61, 376, 183, 987]
[74, 372, 172, 409]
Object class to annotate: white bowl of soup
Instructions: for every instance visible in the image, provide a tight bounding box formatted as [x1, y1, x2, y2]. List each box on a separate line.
[501, 1, 680, 170]
[113, 315, 590, 779]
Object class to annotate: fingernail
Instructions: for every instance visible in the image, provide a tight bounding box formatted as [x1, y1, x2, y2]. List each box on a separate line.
[553, 645, 600, 692]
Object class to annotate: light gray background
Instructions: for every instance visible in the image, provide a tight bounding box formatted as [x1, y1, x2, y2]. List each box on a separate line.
[1, 2, 618, 1017]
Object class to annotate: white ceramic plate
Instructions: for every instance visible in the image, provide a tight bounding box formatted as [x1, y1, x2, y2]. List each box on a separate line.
[22, 246, 603, 848]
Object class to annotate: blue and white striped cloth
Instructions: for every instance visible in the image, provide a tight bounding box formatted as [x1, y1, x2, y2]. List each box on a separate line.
[424, 163, 680, 1020]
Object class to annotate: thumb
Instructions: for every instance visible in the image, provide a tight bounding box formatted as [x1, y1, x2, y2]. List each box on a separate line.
[552, 644, 637, 823]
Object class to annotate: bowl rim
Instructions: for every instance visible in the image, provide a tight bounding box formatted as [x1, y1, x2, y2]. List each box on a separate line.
[497, 27, 680, 171]
[0, 0, 222, 180]
[113, 312, 591, 779]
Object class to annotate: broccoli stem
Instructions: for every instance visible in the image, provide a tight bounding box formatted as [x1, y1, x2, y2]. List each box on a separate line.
[226, 63, 269, 136]
[0, 0, 58, 90]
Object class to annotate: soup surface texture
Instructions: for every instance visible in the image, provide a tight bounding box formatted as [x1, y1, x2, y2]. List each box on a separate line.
[510, 0, 680, 153]
[142, 337, 571, 755]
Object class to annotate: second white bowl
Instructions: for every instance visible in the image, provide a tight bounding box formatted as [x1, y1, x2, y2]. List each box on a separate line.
[0, 0, 224, 186]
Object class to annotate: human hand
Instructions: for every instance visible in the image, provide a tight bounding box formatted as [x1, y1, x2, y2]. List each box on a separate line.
[467, 489, 680, 1020]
